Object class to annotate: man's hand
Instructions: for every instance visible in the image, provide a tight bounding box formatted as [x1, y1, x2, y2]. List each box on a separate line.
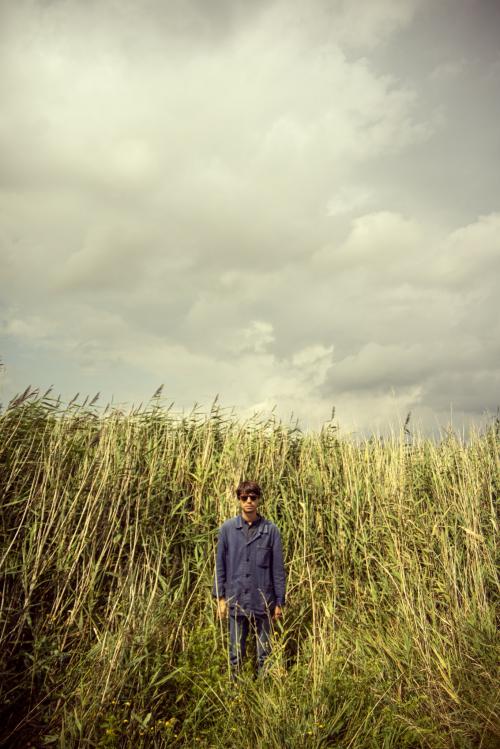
[273, 605, 283, 622]
[216, 598, 227, 620]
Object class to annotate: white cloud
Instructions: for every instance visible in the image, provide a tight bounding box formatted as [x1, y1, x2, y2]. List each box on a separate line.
[434, 213, 500, 288]
[338, 211, 423, 271]
[232, 321, 275, 355]
[313, 211, 426, 282]
[3, 315, 55, 342]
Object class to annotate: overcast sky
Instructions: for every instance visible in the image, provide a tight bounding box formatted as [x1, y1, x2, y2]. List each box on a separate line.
[1, 0, 499, 434]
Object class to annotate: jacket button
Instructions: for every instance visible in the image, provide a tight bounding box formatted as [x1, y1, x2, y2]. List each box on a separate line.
[246, 573, 249, 577]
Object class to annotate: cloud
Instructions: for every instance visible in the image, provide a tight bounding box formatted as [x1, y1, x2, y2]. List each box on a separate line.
[324, 342, 430, 394]
[264, 0, 422, 51]
[433, 213, 500, 289]
[3, 210, 498, 431]
[0, 0, 429, 256]
[52, 222, 155, 291]
[326, 187, 373, 217]
[430, 58, 467, 82]
[1, 0, 498, 434]
[230, 321, 275, 355]
[314, 211, 424, 277]
[3, 315, 56, 342]
[8, 0, 421, 52]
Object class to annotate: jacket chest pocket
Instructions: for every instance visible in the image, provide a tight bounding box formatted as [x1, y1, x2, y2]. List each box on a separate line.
[256, 544, 271, 567]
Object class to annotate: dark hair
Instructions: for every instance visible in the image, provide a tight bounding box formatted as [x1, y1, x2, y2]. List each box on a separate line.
[236, 480, 262, 498]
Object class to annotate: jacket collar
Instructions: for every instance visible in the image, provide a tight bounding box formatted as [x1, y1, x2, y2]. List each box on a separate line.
[236, 514, 264, 530]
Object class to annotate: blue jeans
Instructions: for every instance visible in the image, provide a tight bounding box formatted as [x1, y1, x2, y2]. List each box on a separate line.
[229, 613, 272, 675]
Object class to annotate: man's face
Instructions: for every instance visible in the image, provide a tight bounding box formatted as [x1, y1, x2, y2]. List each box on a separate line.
[239, 491, 261, 514]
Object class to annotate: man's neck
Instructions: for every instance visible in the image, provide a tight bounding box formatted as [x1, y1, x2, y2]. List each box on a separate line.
[241, 510, 259, 524]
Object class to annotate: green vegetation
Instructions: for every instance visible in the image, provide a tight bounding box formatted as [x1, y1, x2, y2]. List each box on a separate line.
[0, 391, 498, 747]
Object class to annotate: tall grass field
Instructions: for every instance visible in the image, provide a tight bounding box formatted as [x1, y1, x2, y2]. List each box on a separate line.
[1, 392, 498, 747]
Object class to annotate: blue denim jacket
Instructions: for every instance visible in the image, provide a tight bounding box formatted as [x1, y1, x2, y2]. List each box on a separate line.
[212, 515, 286, 616]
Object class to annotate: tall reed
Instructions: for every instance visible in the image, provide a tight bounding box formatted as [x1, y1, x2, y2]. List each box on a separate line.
[0, 392, 498, 747]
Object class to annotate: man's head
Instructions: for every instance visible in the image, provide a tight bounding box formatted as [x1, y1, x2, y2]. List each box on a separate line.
[236, 480, 262, 516]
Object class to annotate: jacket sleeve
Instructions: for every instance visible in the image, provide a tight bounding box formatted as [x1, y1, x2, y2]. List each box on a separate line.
[271, 526, 286, 606]
[212, 525, 227, 599]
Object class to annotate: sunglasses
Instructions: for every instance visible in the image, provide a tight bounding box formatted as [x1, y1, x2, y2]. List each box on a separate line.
[239, 494, 259, 501]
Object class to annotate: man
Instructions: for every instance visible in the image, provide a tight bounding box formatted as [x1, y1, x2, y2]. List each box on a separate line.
[213, 480, 286, 677]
